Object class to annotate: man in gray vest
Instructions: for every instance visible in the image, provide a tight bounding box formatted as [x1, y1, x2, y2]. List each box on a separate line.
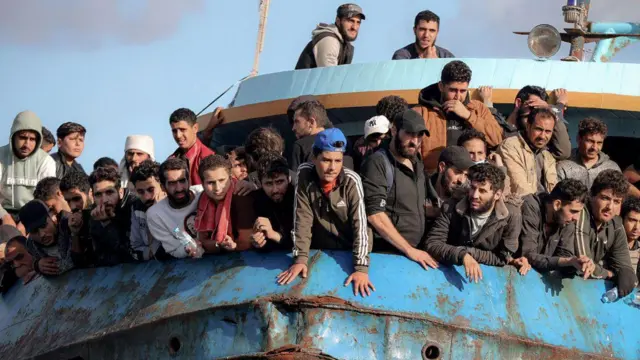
[295, 4, 365, 70]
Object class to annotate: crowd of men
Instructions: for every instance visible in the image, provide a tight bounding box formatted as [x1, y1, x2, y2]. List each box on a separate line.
[1, 4, 640, 299]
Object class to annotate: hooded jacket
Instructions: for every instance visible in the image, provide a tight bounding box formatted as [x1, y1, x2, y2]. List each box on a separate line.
[295, 23, 354, 69]
[412, 84, 503, 173]
[424, 196, 521, 266]
[556, 150, 621, 190]
[0, 111, 56, 211]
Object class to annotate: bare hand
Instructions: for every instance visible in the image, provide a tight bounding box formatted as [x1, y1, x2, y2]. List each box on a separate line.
[38, 257, 59, 275]
[442, 100, 471, 120]
[220, 235, 237, 251]
[185, 240, 203, 258]
[234, 180, 258, 196]
[91, 204, 109, 222]
[553, 88, 569, 107]
[68, 211, 83, 235]
[251, 231, 267, 248]
[406, 248, 439, 270]
[463, 254, 483, 283]
[277, 263, 308, 285]
[254, 217, 280, 241]
[510, 257, 532, 276]
[478, 86, 493, 105]
[487, 153, 504, 167]
[426, 46, 438, 59]
[524, 97, 549, 110]
[577, 256, 595, 280]
[344, 272, 376, 297]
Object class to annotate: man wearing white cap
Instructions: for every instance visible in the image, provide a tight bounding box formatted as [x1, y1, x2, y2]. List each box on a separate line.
[364, 115, 391, 150]
[119, 135, 155, 190]
[353, 115, 391, 172]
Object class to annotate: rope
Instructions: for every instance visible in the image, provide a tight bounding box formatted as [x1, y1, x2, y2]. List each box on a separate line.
[196, 74, 254, 116]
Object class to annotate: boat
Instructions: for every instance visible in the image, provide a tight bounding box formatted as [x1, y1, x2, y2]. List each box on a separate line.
[1, 251, 639, 359]
[2, 1, 640, 359]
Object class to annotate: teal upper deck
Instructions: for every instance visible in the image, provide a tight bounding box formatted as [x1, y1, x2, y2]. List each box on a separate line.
[230, 58, 640, 107]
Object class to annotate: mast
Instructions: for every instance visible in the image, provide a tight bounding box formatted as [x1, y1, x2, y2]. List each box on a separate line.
[251, 0, 271, 77]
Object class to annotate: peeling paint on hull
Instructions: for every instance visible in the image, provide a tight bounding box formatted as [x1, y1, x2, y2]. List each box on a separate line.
[0, 251, 636, 359]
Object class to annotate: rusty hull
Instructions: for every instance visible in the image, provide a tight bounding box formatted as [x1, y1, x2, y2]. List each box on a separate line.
[0, 250, 637, 359]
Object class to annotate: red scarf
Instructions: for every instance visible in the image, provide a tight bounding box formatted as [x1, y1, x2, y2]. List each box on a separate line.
[171, 138, 215, 186]
[195, 178, 236, 244]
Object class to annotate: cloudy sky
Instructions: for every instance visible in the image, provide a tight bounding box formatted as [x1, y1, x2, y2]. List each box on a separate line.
[1, 0, 638, 169]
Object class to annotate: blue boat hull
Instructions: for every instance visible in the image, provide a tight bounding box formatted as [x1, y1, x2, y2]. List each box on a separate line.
[0, 251, 637, 359]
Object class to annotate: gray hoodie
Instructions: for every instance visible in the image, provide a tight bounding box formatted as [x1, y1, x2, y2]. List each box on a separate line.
[556, 149, 621, 190]
[0, 111, 56, 211]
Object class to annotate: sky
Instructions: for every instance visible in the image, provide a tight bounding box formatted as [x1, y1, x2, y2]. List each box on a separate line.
[1, 0, 639, 170]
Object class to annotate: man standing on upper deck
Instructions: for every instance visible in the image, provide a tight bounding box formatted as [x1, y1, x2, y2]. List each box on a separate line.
[295, 4, 365, 69]
[169, 108, 214, 186]
[392, 10, 455, 60]
[412, 60, 503, 173]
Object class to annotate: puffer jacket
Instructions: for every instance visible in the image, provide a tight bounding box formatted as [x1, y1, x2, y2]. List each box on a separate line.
[411, 84, 503, 173]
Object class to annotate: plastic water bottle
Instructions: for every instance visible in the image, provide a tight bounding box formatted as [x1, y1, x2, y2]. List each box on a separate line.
[172, 227, 204, 258]
[601, 287, 618, 303]
[624, 289, 640, 309]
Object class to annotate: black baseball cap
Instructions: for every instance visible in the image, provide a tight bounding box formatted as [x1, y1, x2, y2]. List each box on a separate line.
[18, 200, 50, 234]
[337, 4, 365, 20]
[393, 109, 430, 137]
[438, 146, 475, 171]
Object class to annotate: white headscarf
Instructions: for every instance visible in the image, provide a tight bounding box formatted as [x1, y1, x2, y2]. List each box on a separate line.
[119, 135, 155, 188]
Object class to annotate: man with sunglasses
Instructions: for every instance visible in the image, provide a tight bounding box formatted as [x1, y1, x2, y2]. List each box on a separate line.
[18, 200, 88, 275]
[0, 225, 35, 291]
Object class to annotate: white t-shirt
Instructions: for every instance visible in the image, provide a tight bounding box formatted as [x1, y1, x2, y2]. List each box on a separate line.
[147, 186, 203, 259]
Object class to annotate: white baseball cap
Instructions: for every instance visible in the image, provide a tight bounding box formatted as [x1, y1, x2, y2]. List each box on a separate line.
[364, 115, 390, 139]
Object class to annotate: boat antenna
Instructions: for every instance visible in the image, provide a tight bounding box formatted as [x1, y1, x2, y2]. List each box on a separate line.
[196, 0, 271, 116]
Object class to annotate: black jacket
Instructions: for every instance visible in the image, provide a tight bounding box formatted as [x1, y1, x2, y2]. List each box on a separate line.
[519, 194, 575, 271]
[424, 197, 521, 266]
[575, 205, 633, 278]
[253, 183, 295, 252]
[90, 194, 136, 266]
[51, 152, 87, 179]
[361, 148, 426, 251]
